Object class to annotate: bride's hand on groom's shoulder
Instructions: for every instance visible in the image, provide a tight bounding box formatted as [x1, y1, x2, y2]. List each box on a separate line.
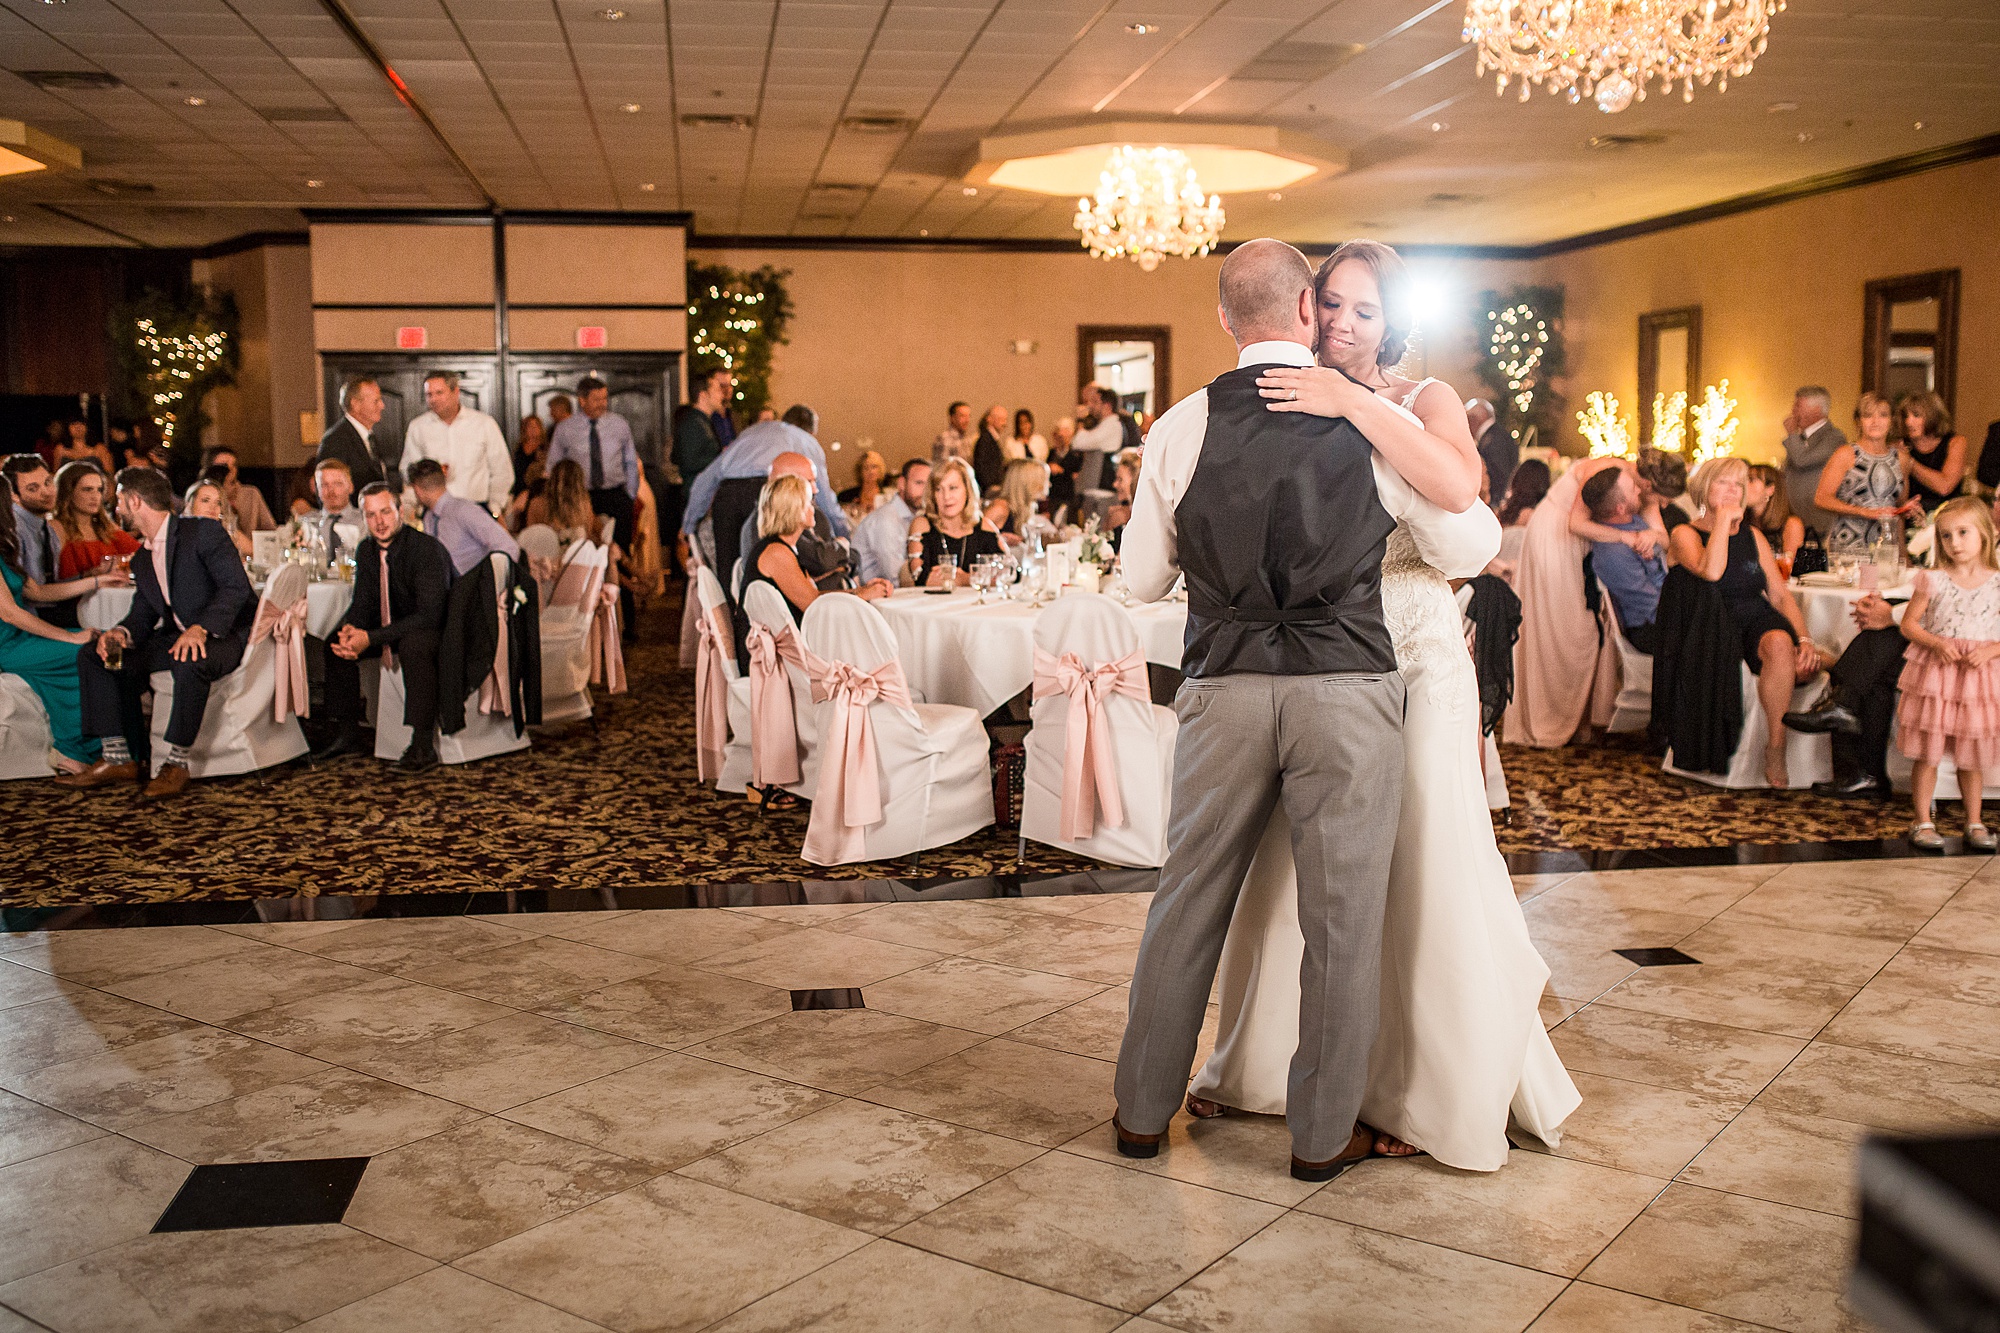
[1257, 366, 1364, 419]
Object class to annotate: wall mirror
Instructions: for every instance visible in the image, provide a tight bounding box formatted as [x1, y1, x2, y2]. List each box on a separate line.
[1077, 324, 1171, 417]
[1637, 306, 1701, 447]
[1864, 269, 1959, 412]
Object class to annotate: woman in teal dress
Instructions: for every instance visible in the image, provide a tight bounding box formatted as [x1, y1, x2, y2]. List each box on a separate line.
[0, 501, 100, 774]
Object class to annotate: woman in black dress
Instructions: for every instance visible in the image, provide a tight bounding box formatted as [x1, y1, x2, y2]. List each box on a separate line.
[1901, 391, 1968, 514]
[746, 474, 893, 622]
[903, 457, 1001, 587]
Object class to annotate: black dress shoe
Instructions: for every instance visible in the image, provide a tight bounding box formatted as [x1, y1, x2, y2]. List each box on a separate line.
[310, 725, 369, 763]
[1784, 691, 1862, 736]
[394, 742, 440, 774]
[1812, 773, 1886, 798]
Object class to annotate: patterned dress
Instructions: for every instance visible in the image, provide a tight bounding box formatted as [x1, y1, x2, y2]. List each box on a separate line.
[1826, 445, 1906, 555]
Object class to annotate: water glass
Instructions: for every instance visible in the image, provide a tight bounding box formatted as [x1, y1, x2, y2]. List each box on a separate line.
[935, 552, 959, 591]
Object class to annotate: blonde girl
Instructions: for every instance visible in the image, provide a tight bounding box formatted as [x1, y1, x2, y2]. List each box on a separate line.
[1897, 496, 2000, 850]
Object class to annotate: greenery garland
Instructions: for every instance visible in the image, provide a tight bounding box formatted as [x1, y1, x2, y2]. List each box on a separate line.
[110, 286, 239, 483]
[1474, 284, 1566, 454]
[686, 262, 793, 422]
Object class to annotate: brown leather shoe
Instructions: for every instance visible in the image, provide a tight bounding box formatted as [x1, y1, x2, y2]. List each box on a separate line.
[142, 763, 192, 801]
[1290, 1124, 1375, 1183]
[1113, 1113, 1163, 1160]
[52, 759, 140, 790]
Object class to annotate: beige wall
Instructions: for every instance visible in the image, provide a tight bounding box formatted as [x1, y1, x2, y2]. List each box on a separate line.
[309, 222, 493, 306]
[506, 223, 684, 307]
[195, 241, 317, 467]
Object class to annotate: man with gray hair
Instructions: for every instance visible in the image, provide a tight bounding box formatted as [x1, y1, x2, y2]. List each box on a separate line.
[1466, 396, 1511, 501]
[316, 376, 395, 490]
[1781, 385, 1846, 535]
[400, 369, 513, 515]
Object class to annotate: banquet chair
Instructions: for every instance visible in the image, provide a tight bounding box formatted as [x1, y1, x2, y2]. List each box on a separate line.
[148, 561, 312, 778]
[539, 540, 609, 725]
[516, 524, 563, 603]
[374, 552, 531, 765]
[0, 674, 54, 780]
[798, 594, 993, 866]
[742, 581, 823, 800]
[1597, 576, 1653, 734]
[1020, 595, 1177, 867]
[1664, 664, 1830, 789]
[693, 564, 754, 794]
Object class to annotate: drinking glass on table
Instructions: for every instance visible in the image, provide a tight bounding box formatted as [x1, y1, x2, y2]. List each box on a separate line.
[970, 555, 1002, 604]
[934, 552, 959, 591]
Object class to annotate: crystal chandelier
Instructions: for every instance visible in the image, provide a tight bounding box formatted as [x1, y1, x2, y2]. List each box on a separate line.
[1073, 146, 1225, 270]
[1461, 0, 1786, 113]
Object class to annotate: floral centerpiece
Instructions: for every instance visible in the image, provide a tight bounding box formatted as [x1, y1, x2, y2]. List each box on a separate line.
[1075, 516, 1113, 592]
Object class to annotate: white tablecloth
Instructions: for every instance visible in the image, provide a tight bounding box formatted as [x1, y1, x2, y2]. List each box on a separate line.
[874, 587, 1188, 716]
[78, 581, 355, 641]
[1793, 575, 1915, 656]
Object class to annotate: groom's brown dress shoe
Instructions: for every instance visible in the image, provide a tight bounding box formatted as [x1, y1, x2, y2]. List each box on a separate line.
[1290, 1124, 1375, 1183]
[142, 763, 192, 801]
[1113, 1114, 1162, 1160]
[52, 760, 139, 790]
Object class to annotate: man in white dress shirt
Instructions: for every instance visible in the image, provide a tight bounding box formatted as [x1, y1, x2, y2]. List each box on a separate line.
[1072, 384, 1126, 492]
[399, 371, 513, 516]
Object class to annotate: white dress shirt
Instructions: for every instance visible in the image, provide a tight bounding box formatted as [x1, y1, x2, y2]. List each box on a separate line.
[1123, 339, 1500, 604]
[1073, 415, 1124, 455]
[400, 406, 513, 514]
[851, 493, 916, 584]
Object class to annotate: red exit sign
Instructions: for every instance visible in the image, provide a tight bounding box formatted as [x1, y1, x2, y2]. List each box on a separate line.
[395, 326, 427, 349]
[576, 326, 608, 349]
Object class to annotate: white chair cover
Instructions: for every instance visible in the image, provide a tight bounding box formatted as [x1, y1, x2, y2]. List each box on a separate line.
[1664, 664, 1831, 789]
[539, 541, 608, 724]
[0, 674, 54, 780]
[1884, 721, 2000, 799]
[1019, 595, 1176, 867]
[516, 524, 563, 567]
[743, 581, 821, 798]
[374, 553, 531, 765]
[148, 562, 311, 778]
[799, 594, 993, 865]
[694, 565, 754, 793]
[1597, 577, 1653, 735]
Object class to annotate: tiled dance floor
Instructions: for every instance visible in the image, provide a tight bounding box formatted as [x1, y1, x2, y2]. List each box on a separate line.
[1, 857, 1997, 1331]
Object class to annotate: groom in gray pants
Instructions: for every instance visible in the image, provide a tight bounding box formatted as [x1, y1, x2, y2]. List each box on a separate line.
[1112, 240, 1499, 1179]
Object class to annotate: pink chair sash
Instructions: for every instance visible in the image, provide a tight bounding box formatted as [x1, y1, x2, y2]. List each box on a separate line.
[1031, 646, 1148, 840]
[802, 654, 914, 864]
[745, 620, 809, 787]
[693, 605, 732, 781]
[251, 596, 310, 724]
[479, 585, 512, 718]
[589, 587, 627, 694]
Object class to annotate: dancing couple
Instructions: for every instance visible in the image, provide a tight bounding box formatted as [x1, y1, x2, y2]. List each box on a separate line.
[1115, 238, 1580, 1181]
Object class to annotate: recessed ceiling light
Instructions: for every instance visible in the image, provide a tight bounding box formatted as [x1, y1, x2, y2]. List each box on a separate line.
[918, 228, 929, 236]
[304, 178, 324, 188]
[183, 95, 207, 106]
[1430, 121, 1448, 132]
[1766, 101, 1798, 113]
[961, 186, 977, 196]
[1, 215, 14, 222]
[597, 7, 625, 19]
[1914, 120, 1926, 129]
[1267, 191, 1283, 202]
[1126, 23, 1160, 35]
[620, 102, 641, 113]
[639, 182, 656, 191]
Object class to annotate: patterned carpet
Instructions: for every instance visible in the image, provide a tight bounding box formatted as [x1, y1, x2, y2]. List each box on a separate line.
[0, 587, 1919, 909]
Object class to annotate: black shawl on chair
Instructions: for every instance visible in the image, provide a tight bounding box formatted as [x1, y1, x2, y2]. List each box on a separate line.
[1462, 573, 1521, 736]
[1650, 567, 1743, 774]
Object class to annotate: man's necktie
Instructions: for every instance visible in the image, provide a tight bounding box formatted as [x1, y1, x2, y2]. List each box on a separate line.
[38, 522, 53, 581]
[588, 419, 605, 490]
[378, 549, 395, 669]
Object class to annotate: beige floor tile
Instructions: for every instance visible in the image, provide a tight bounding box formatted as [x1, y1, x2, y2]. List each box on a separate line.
[122, 1064, 480, 1162]
[1142, 1211, 1567, 1333]
[892, 1151, 1281, 1312]
[1821, 985, 2000, 1067]
[4, 1027, 327, 1131]
[1581, 1183, 1869, 1333]
[1548, 1005, 1805, 1100]
[1527, 1283, 1772, 1331]
[1520, 896, 1710, 948]
[1719, 868, 1964, 942]
[535, 908, 798, 964]
[865, 959, 1106, 1037]
[465, 909, 633, 937]
[0, 1224, 432, 1333]
[1755, 1041, 2000, 1131]
[456, 1173, 870, 1333]
[344, 1117, 657, 1261]
[0, 958, 77, 1010]
[0, 1137, 189, 1285]
[1066, 894, 1156, 932]
[724, 902, 885, 925]
[1540, 994, 1586, 1029]
[685, 1009, 984, 1095]
[226, 976, 517, 1063]
[1912, 880, 2000, 956]
[0, 1086, 104, 1168]
[678, 1099, 1041, 1234]
[0, 986, 199, 1080]
[292, 1266, 608, 1332]
[1511, 873, 1576, 902]
[690, 929, 944, 990]
[533, 966, 794, 1049]
[1536, 865, 1779, 919]
[1302, 1149, 1666, 1276]
[0, 1304, 44, 1332]
[1869, 942, 2000, 1004]
[1, 926, 263, 988]
[339, 1011, 658, 1112]
[976, 894, 1109, 917]
[708, 1239, 1126, 1332]
[403, 937, 662, 1008]
[502, 1052, 838, 1168]
[860, 1038, 1115, 1146]
[1767, 856, 1977, 895]
[294, 915, 530, 975]
[1007, 987, 1134, 1061]
[821, 899, 1032, 953]
[100, 949, 382, 1027]
[1672, 918, 1903, 987]
[1523, 1072, 1744, 1178]
[1679, 1106, 1866, 1218]
[1595, 964, 1858, 1039]
[209, 917, 425, 946]
[962, 915, 1146, 985]
[1519, 929, 1643, 1001]
[1059, 1112, 1325, 1207]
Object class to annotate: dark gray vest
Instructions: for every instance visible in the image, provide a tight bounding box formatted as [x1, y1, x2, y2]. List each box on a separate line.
[1176, 364, 1398, 678]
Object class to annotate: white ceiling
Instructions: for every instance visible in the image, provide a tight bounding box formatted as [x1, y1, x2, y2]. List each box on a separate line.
[0, 0, 1995, 250]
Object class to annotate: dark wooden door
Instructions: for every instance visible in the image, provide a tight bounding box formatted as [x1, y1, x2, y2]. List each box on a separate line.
[510, 354, 681, 494]
[319, 354, 500, 481]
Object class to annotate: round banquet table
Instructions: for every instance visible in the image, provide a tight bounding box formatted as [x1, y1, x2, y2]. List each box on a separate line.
[77, 580, 355, 640]
[1791, 573, 1915, 657]
[873, 587, 1188, 716]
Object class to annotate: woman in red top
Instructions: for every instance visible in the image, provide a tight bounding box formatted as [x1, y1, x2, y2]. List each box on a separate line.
[53, 462, 139, 580]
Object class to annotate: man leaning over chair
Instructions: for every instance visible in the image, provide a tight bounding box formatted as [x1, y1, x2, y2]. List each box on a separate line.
[57, 466, 256, 800]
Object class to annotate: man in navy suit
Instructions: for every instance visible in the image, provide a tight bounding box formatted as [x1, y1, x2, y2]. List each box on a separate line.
[56, 467, 256, 800]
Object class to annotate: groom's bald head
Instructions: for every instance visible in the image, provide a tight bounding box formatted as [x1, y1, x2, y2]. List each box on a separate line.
[1217, 239, 1315, 347]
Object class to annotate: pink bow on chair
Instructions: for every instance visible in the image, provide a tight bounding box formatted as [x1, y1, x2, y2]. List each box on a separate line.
[693, 604, 732, 781]
[479, 585, 512, 718]
[1031, 646, 1148, 840]
[589, 585, 627, 694]
[744, 620, 809, 787]
[251, 596, 311, 724]
[802, 654, 914, 865]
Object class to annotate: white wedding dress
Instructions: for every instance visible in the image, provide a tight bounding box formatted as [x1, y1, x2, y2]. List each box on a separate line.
[1187, 389, 1580, 1172]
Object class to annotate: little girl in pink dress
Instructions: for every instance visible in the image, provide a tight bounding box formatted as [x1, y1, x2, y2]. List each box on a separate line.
[1897, 496, 2000, 851]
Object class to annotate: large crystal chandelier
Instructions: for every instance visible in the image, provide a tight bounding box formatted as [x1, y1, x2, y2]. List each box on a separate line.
[1073, 146, 1225, 270]
[1461, 0, 1786, 113]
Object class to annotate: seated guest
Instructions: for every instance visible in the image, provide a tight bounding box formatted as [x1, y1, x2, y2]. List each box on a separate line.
[184, 476, 255, 558]
[0, 499, 101, 775]
[53, 421, 115, 476]
[1010, 408, 1048, 463]
[1636, 447, 1692, 532]
[408, 458, 521, 578]
[201, 446, 278, 534]
[735, 452, 851, 597]
[315, 484, 453, 770]
[904, 457, 1000, 588]
[1669, 456, 1822, 787]
[1901, 391, 1967, 514]
[57, 467, 256, 800]
[838, 449, 889, 521]
[1105, 449, 1140, 541]
[1785, 592, 1906, 798]
[527, 458, 616, 545]
[1746, 462, 1806, 570]
[6, 455, 66, 615]
[851, 459, 929, 585]
[53, 460, 139, 581]
[984, 459, 1049, 538]
[682, 406, 849, 591]
[1044, 418, 1079, 520]
[1495, 458, 1551, 572]
[285, 458, 366, 558]
[1582, 466, 1666, 653]
[744, 475, 892, 624]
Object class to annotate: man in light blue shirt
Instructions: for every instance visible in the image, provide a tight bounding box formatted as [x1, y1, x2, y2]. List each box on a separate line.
[547, 376, 640, 638]
[1582, 466, 1666, 654]
[409, 460, 520, 578]
[852, 458, 930, 585]
[4, 455, 62, 593]
[681, 407, 849, 540]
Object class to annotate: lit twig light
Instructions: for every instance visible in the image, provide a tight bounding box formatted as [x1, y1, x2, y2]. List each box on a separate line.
[1577, 392, 1634, 458]
[1690, 380, 1741, 464]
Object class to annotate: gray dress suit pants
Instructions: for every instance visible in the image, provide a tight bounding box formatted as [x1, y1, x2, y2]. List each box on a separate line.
[1114, 670, 1405, 1163]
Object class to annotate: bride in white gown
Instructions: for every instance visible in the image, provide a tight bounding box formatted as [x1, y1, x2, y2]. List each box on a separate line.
[1184, 241, 1580, 1172]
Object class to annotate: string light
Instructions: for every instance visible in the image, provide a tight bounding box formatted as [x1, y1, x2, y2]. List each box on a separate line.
[1486, 302, 1551, 420]
[1651, 390, 1688, 453]
[1577, 392, 1634, 458]
[691, 281, 772, 399]
[133, 316, 229, 446]
[1690, 380, 1741, 464]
